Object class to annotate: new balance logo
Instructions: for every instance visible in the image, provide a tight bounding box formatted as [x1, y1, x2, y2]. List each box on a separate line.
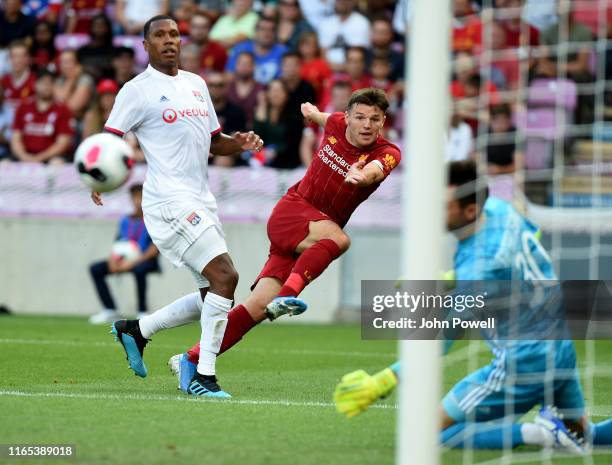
[159, 95, 169, 102]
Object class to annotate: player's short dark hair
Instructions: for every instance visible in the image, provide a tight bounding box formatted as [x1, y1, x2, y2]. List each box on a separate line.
[129, 184, 143, 195]
[347, 88, 389, 114]
[448, 160, 488, 211]
[114, 46, 135, 59]
[36, 68, 55, 81]
[143, 15, 176, 39]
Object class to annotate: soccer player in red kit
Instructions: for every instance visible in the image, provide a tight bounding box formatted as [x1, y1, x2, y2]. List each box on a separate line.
[171, 88, 401, 391]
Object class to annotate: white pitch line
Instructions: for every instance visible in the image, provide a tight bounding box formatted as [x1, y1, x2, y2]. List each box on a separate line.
[0, 338, 396, 359]
[0, 389, 396, 410]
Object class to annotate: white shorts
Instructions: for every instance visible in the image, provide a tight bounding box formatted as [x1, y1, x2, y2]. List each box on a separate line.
[182, 225, 228, 289]
[143, 201, 228, 288]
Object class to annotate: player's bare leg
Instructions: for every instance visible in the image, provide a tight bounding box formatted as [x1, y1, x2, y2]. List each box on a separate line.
[265, 219, 350, 319]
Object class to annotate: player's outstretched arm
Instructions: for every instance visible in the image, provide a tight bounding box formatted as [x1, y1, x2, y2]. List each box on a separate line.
[301, 102, 330, 128]
[345, 160, 385, 187]
[334, 364, 399, 418]
[210, 131, 264, 156]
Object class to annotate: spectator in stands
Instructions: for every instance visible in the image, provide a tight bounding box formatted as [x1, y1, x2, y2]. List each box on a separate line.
[10, 69, 75, 164]
[488, 21, 519, 90]
[0, 83, 11, 160]
[276, 0, 313, 51]
[83, 78, 118, 138]
[452, 0, 482, 54]
[171, 0, 200, 34]
[77, 14, 117, 80]
[207, 70, 247, 167]
[320, 46, 372, 110]
[180, 43, 202, 75]
[317, 0, 370, 69]
[209, 0, 259, 49]
[30, 20, 58, 72]
[111, 46, 137, 88]
[280, 51, 316, 114]
[0, 0, 37, 48]
[486, 103, 522, 175]
[169, 0, 225, 22]
[1, 40, 36, 117]
[22, 0, 62, 23]
[187, 13, 227, 73]
[54, 49, 94, 119]
[368, 17, 404, 81]
[300, 79, 352, 165]
[446, 113, 474, 161]
[82, 78, 144, 161]
[253, 78, 305, 169]
[88, 183, 160, 324]
[298, 0, 334, 32]
[297, 30, 332, 102]
[227, 16, 288, 85]
[227, 51, 264, 128]
[538, 0, 593, 123]
[116, 0, 169, 35]
[64, 0, 108, 34]
[328, 79, 352, 113]
[495, 0, 539, 47]
[370, 53, 394, 95]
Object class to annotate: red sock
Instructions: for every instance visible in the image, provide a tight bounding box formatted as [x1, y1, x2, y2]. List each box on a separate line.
[186, 304, 258, 363]
[278, 239, 342, 297]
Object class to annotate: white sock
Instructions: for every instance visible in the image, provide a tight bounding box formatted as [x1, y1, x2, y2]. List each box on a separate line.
[138, 292, 203, 339]
[521, 423, 552, 447]
[197, 292, 232, 376]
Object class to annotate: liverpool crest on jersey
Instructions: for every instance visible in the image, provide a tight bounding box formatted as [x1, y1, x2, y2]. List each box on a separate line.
[192, 90, 205, 102]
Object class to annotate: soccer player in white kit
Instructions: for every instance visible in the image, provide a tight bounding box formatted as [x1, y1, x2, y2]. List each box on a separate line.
[91, 15, 264, 398]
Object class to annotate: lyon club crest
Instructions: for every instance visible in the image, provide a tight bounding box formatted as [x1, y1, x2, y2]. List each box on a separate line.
[192, 90, 205, 102]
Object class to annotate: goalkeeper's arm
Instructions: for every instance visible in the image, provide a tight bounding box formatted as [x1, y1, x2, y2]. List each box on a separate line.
[333, 362, 401, 418]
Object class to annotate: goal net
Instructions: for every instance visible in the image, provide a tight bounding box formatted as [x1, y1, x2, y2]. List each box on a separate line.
[400, 0, 612, 464]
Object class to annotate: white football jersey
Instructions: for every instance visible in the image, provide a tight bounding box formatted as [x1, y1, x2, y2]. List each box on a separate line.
[105, 65, 221, 211]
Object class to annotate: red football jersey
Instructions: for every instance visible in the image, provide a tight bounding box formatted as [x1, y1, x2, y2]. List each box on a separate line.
[67, 0, 107, 34]
[1, 71, 36, 110]
[292, 112, 401, 227]
[12, 100, 75, 154]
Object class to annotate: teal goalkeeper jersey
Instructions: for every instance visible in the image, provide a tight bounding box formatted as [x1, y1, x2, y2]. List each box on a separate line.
[452, 197, 575, 369]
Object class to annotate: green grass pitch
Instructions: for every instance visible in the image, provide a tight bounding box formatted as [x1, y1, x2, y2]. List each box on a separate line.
[0, 315, 611, 465]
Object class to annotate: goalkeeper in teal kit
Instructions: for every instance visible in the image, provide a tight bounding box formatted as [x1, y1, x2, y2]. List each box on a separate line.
[334, 160, 612, 452]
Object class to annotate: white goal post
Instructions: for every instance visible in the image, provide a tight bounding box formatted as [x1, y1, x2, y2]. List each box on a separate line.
[398, 1, 451, 465]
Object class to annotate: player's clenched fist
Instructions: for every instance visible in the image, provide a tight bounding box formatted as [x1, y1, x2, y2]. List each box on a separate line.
[233, 131, 264, 152]
[301, 102, 319, 121]
[333, 368, 398, 418]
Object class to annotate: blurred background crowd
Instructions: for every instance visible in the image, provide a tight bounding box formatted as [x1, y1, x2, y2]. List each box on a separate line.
[0, 0, 609, 176]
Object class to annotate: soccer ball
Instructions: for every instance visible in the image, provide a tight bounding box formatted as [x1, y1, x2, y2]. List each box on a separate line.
[75, 133, 134, 193]
[111, 240, 141, 263]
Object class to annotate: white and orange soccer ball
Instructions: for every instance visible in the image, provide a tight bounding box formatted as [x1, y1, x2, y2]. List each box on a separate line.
[75, 133, 134, 193]
[110, 240, 141, 263]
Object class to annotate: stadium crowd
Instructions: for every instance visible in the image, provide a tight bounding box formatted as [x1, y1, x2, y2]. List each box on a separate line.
[0, 0, 607, 172]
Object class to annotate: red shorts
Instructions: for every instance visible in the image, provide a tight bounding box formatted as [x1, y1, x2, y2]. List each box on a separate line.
[252, 192, 330, 289]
